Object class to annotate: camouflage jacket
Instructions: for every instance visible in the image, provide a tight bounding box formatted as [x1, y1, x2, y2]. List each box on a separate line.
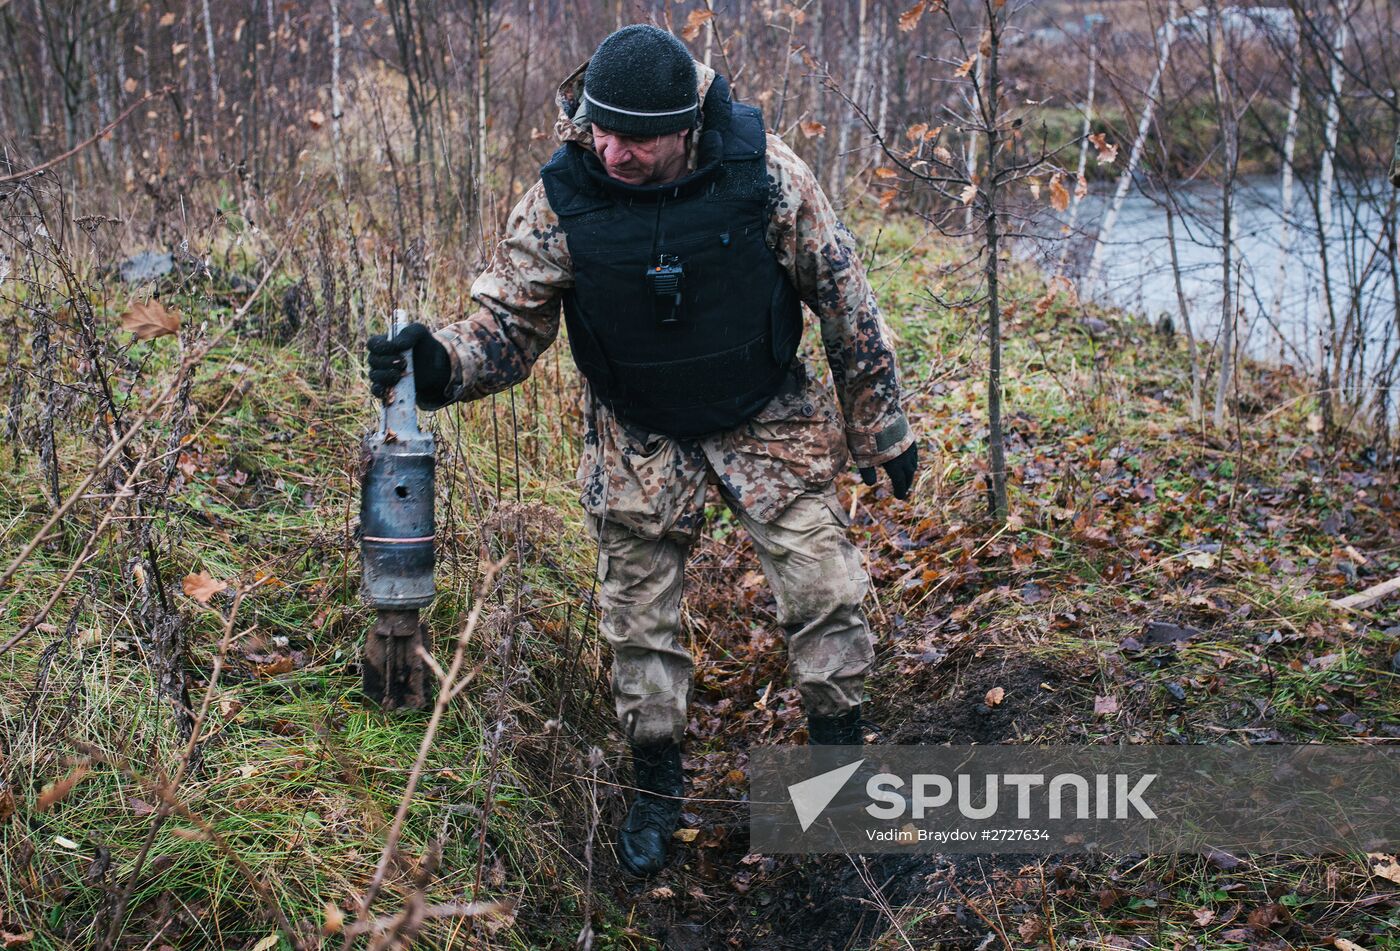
[431, 59, 913, 540]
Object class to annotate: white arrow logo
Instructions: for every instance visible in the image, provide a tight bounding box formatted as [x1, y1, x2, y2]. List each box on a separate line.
[787, 759, 865, 832]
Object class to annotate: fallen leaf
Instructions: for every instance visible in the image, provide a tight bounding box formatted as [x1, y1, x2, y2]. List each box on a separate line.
[673, 827, 699, 842]
[1334, 939, 1370, 951]
[680, 8, 714, 41]
[1205, 847, 1242, 870]
[1093, 695, 1119, 716]
[182, 571, 228, 604]
[1017, 915, 1045, 941]
[321, 903, 344, 936]
[1, 933, 34, 948]
[1186, 550, 1217, 569]
[648, 885, 676, 900]
[1307, 412, 1323, 433]
[898, 0, 927, 31]
[1191, 907, 1215, 927]
[984, 686, 1005, 707]
[120, 299, 180, 340]
[37, 765, 90, 811]
[1144, 621, 1201, 645]
[1088, 131, 1118, 164]
[1310, 652, 1342, 671]
[1370, 853, 1400, 884]
[1049, 172, 1070, 212]
[799, 120, 825, 138]
[256, 657, 295, 678]
[1247, 903, 1286, 931]
[250, 936, 279, 951]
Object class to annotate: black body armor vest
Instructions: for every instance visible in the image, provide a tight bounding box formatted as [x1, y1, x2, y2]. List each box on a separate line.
[540, 94, 803, 439]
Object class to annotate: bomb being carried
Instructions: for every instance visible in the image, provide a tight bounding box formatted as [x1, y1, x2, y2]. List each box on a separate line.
[360, 310, 436, 710]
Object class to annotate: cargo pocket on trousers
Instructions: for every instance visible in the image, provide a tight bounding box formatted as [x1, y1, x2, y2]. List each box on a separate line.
[840, 543, 870, 607]
[820, 488, 854, 529]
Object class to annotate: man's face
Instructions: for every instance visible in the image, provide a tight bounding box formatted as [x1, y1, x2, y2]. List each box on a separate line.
[591, 125, 690, 186]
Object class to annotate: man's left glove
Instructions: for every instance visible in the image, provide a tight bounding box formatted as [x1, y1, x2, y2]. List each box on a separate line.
[366, 322, 451, 404]
[859, 442, 918, 501]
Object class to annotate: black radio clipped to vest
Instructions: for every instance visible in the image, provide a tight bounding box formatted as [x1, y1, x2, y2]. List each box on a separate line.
[647, 254, 684, 325]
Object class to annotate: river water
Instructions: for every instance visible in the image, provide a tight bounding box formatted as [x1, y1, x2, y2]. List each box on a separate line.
[1056, 174, 1398, 388]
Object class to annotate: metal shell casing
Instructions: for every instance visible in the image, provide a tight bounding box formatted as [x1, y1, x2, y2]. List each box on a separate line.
[360, 311, 436, 609]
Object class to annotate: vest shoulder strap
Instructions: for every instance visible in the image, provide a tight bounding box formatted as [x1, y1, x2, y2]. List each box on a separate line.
[540, 144, 611, 218]
[723, 103, 767, 162]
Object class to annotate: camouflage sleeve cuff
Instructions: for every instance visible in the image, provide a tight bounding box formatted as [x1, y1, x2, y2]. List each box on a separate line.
[848, 412, 913, 469]
[425, 328, 467, 409]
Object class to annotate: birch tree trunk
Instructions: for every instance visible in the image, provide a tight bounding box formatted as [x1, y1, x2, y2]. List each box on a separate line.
[32, 0, 50, 138]
[476, 0, 492, 238]
[1318, 4, 1351, 245]
[702, 0, 713, 66]
[963, 51, 980, 231]
[830, 0, 869, 205]
[1319, 0, 1357, 412]
[1166, 203, 1204, 421]
[111, 0, 131, 170]
[1058, 18, 1098, 275]
[200, 0, 219, 108]
[1208, 0, 1239, 429]
[330, 0, 345, 188]
[876, 10, 888, 143]
[1085, 0, 1179, 294]
[1266, 15, 1302, 341]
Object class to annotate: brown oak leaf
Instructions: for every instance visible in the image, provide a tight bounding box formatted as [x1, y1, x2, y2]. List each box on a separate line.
[119, 299, 180, 340]
[182, 570, 228, 604]
[680, 8, 714, 41]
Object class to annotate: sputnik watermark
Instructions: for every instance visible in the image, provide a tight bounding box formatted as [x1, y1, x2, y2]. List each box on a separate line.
[865, 770, 1157, 820]
[751, 745, 1400, 855]
[787, 762, 1156, 833]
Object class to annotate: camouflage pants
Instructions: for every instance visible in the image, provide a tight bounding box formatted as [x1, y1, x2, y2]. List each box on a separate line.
[588, 487, 874, 746]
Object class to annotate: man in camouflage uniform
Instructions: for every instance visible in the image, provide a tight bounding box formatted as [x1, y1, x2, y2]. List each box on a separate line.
[367, 25, 917, 876]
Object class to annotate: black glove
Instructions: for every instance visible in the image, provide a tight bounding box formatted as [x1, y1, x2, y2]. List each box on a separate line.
[859, 442, 919, 501]
[366, 322, 451, 404]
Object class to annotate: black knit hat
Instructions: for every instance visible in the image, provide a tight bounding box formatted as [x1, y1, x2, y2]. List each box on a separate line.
[583, 25, 698, 137]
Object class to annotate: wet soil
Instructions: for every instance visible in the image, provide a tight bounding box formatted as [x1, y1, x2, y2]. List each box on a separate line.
[608, 649, 1092, 950]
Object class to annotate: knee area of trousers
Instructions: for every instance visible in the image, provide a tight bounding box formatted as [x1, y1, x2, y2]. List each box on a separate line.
[774, 549, 868, 621]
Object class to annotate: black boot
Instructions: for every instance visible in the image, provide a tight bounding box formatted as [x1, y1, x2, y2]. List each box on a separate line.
[618, 740, 683, 877]
[807, 704, 864, 745]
